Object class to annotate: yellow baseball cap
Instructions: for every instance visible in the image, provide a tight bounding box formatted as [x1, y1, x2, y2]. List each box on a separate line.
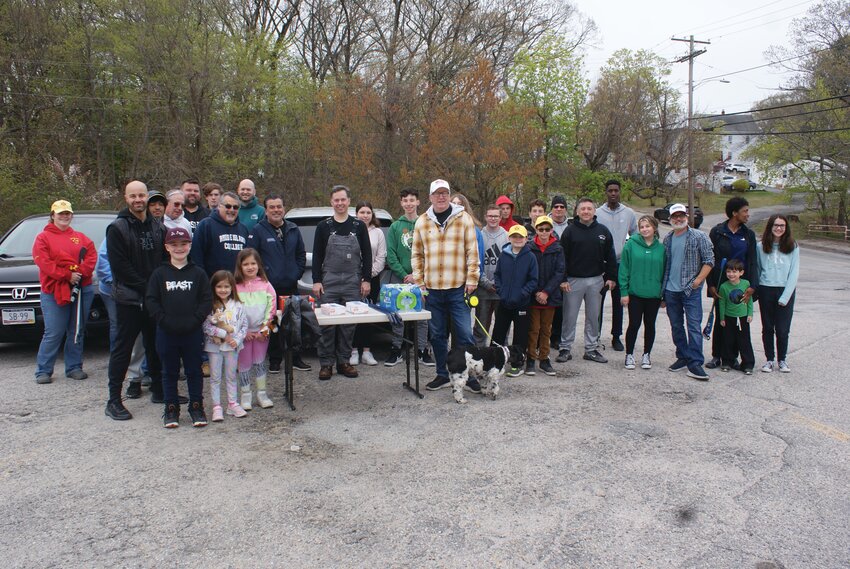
[507, 225, 528, 238]
[51, 200, 74, 214]
[534, 215, 554, 228]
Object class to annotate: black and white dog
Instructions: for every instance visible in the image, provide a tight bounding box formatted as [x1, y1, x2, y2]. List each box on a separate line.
[446, 344, 526, 404]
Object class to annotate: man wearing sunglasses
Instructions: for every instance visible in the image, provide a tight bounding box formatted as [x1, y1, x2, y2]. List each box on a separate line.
[191, 191, 249, 276]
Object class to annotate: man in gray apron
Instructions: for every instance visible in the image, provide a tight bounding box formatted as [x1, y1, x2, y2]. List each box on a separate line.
[312, 185, 373, 380]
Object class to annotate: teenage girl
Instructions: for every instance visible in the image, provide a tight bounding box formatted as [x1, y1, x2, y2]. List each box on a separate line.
[203, 270, 248, 421]
[234, 248, 277, 410]
[351, 201, 386, 366]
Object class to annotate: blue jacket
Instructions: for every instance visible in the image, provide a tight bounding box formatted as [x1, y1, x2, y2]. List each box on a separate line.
[95, 239, 113, 296]
[190, 209, 249, 276]
[495, 243, 538, 309]
[528, 236, 565, 307]
[247, 218, 307, 294]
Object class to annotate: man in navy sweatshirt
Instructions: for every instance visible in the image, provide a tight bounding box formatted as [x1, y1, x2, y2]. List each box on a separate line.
[191, 191, 249, 276]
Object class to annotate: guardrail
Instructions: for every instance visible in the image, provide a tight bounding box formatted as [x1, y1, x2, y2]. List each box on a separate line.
[807, 224, 850, 240]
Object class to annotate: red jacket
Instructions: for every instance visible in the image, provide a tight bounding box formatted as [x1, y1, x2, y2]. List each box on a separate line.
[32, 223, 96, 305]
[496, 195, 519, 230]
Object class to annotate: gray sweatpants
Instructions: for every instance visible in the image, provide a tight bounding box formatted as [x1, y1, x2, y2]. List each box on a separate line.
[559, 275, 604, 354]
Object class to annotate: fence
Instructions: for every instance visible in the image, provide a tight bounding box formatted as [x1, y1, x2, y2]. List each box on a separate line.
[807, 224, 850, 241]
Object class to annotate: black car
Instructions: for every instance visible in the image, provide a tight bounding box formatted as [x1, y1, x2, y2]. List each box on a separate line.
[0, 211, 115, 342]
[653, 203, 704, 229]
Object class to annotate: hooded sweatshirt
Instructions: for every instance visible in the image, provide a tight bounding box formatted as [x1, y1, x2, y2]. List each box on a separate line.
[107, 208, 167, 306]
[237, 195, 265, 232]
[145, 260, 213, 335]
[236, 276, 276, 332]
[478, 226, 508, 298]
[596, 202, 637, 260]
[561, 216, 617, 281]
[495, 195, 519, 230]
[411, 203, 479, 290]
[618, 233, 666, 299]
[386, 214, 417, 281]
[190, 208, 249, 276]
[203, 299, 249, 353]
[33, 222, 97, 305]
[495, 243, 538, 309]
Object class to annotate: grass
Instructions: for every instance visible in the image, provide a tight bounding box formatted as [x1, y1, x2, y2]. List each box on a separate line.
[626, 189, 790, 216]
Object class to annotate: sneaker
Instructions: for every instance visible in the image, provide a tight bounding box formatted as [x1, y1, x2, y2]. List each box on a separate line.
[361, 351, 378, 366]
[705, 356, 721, 369]
[105, 399, 132, 421]
[539, 359, 556, 376]
[426, 376, 451, 390]
[35, 373, 52, 384]
[268, 361, 281, 374]
[384, 349, 403, 367]
[163, 404, 180, 428]
[126, 382, 142, 399]
[256, 391, 274, 408]
[507, 366, 523, 378]
[292, 356, 312, 371]
[721, 365, 730, 372]
[641, 353, 652, 370]
[150, 389, 164, 404]
[188, 401, 208, 427]
[583, 350, 608, 364]
[611, 336, 624, 352]
[201, 361, 211, 378]
[669, 358, 689, 372]
[418, 350, 435, 367]
[66, 369, 88, 380]
[743, 368, 753, 376]
[778, 360, 791, 373]
[464, 378, 482, 393]
[211, 405, 224, 422]
[349, 349, 360, 366]
[761, 361, 775, 373]
[687, 365, 710, 381]
[338, 362, 359, 378]
[241, 390, 253, 411]
[226, 402, 247, 417]
[624, 354, 636, 370]
[319, 365, 333, 380]
[555, 349, 572, 363]
[524, 360, 536, 376]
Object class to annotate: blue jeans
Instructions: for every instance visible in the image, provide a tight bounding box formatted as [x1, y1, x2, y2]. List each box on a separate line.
[427, 286, 474, 377]
[100, 288, 119, 349]
[664, 288, 705, 368]
[35, 286, 94, 376]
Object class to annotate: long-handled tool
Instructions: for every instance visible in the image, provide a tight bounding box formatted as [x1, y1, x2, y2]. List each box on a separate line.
[702, 257, 727, 340]
[71, 247, 88, 345]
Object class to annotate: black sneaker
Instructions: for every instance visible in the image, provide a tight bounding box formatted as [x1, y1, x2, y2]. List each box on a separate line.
[426, 376, 451, 390]
[163, 404, 180, 428]
[524, 360, 536, 376]
[583, 350, 608, 363]
[704, 356, 721, 369]
[291, 355, 312, 371]
[539, 359, 556, 376]
[105, 399, 132, 421]
[418, 350, 435, 367]
[668, 358, 689, 372]
[384, 349, 403, 367]
[268, 361, 281, 374]
[611, 337, 625, 352]
[464, 378, 482, 393]
[555, 349, 572, 363]
[126, 382, 142, 399]
[687, 365, 710, 381]
[188, 401, 208, 427]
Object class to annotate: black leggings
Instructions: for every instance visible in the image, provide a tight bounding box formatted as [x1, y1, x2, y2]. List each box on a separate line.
[758, 286, 795, 361]
[625, 296, 661, 355]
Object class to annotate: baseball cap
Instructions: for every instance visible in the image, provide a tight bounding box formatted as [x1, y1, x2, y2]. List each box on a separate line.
[429, 179, 450, 195]
[165, 227, 192, 244]
[51, 200, 73, 214]
[550, 195, 567, 209]
[534, 215, 554, 228]
[148, 190, 167, 206]
[669, 203, 688, 215]
[507, 225, 528, 238]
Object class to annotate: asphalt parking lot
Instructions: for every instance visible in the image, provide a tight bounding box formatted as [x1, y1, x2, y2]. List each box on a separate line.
[2, 245, 849, 568]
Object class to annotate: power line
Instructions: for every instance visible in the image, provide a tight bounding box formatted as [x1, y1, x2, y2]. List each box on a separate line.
[699, 46, 832, 81]
[690, 0, 816, 37]
[702, 126, 850, 135]
[708, 11, 808, 41]
[704, 93, 850, 118]
[702, 105, 849, 129]
[685, 0, 811, 36]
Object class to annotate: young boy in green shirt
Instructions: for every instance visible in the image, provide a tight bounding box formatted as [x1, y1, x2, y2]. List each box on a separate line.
[718, 259, 755, 374]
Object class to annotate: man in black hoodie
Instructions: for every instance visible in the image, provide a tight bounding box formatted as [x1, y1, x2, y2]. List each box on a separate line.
[556, 198, 617, 365]
[105, 180, 168, 421]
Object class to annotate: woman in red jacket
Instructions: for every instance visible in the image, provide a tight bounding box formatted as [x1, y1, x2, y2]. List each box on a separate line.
[33, 200, 97, 384]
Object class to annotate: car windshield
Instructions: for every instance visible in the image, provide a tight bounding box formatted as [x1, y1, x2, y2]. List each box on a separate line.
[0, 214, 115, 258]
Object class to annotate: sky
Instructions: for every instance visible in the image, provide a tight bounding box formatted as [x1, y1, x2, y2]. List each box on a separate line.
[572, 0, 820, 116]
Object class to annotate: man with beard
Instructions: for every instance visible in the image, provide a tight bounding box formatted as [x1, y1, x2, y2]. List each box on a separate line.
[181, 177, 208, 231]
[236, 179, 265, 232]
[191, 192, 249, 276]
[663, 204, 715, 381]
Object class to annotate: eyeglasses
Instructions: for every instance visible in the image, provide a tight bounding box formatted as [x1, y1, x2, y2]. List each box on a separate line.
[222, 203, 240, 210]
[536, 227, 552, 232]
[772, 223, 786, 228]
[552, 205, 566, 209]
[485, 214, 500, 219]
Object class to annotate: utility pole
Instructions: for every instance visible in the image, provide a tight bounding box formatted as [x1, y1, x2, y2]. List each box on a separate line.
[672, 35, 709, 227]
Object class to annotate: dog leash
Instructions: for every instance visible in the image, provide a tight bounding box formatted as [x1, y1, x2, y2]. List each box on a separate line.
[466, 294, 505, 349]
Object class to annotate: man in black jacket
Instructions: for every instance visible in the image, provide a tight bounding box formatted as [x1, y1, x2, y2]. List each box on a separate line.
[705, 196, 759, 369]
[104, 180, 168, 421]
[556, 198, 617, 364]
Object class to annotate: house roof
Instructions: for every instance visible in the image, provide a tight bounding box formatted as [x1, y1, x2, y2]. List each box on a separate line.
[698, 113, 762, 135]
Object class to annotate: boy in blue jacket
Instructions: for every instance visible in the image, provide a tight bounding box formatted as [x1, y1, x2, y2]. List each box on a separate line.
[492, 225, 538, 377]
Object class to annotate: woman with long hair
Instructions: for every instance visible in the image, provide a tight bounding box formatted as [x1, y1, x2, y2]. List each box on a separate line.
[756, 214, 799, 373]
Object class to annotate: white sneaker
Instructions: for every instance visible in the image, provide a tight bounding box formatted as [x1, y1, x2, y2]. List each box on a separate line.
[240, 389, 253, 411]
[778, 360, 790, 373]
[349, 349, 359, 366]
[624, 354, 636, 370]
[256, 390, 274, 408]
[641, 353, 652, 369]
[361, 351, 378, 366]
[761, 361, 775, 373]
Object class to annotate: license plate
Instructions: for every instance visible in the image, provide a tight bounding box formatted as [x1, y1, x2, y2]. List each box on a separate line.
[2, 308, 36, 325]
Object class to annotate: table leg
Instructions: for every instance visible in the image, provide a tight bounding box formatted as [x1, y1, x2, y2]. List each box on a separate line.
[284, 346, 296, 411]
[402, 320, 424, 398]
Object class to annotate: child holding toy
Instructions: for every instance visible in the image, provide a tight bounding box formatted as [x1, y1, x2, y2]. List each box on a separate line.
[204, 270, 248, 421]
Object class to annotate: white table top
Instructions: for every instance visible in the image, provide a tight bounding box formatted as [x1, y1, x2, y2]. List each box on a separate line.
[315, 307, 431, 326]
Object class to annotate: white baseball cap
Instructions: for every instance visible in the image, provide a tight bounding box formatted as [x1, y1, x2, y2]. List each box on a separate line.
[669, 203, 688, 215]
[429, 179, 450, 195]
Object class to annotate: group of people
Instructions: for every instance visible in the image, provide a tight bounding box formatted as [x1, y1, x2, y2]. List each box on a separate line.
[31, 176, 799, 427]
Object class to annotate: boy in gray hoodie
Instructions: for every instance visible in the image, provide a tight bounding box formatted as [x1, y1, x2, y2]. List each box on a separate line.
[474, 204, 508, 346]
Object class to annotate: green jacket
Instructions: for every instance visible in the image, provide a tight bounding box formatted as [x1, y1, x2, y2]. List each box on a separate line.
[718, 278, 753, 318]
[619, 233, 665, 299]
[386, 214, 417, 281]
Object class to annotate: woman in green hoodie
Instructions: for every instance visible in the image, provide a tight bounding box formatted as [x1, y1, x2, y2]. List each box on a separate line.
[619, 215, 666, 370]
